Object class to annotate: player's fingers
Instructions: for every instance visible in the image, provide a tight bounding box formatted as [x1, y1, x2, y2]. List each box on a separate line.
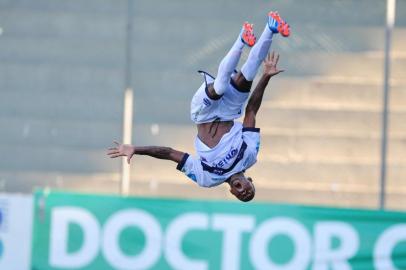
[275, 53, 280, 65]
[109, 153, 123, 158]
[270, 51, 275, 62]
[107, 150, 119, 155]
[113, 140, 120, 146]
[275, 69, 285, 74]
[108, 147, 117, 151]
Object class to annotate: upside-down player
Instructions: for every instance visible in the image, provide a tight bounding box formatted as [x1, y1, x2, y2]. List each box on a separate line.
[108, 11, 290, 202]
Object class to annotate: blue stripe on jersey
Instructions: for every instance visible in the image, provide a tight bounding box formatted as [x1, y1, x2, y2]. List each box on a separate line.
[242, 127, 260, 132]
[176, 153, 190, 171]
[200, 141, 247, 176]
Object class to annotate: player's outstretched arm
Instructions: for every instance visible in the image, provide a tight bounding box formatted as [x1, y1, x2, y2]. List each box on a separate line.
[243, 52, 283, 128]
[107, 141, 185, 164]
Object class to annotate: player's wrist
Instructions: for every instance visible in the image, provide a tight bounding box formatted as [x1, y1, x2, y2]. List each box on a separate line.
[261, 73, 273, 81]
[130, 146, 138, 155]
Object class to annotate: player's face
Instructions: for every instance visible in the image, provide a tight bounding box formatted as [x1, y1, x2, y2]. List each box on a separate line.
[229, 175, 255, 202]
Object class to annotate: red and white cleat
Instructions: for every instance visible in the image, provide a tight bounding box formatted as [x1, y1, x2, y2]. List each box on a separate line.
[268, 11, 290, 37]
[241, 22, 256, 47]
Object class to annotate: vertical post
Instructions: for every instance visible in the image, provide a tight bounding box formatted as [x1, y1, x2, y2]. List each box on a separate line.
[121, 0, 134, 195]
[121, 89, 133, 195]
[379, 0, 396, 209]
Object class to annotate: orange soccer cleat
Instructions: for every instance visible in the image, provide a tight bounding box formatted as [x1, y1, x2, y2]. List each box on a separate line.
[241, 22, 256, 47]
[268, 11, 290, 37]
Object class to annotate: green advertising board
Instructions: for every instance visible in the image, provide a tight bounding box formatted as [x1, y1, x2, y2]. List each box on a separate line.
[32, 190, 406, 270]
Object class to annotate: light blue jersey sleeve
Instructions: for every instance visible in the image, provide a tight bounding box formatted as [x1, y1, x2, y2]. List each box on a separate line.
[176, 154, 204, 186]
[242, 127, 261, 168]
[177, 154, 228, 188]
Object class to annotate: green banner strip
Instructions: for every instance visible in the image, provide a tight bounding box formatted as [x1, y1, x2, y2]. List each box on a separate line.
[32, 190, 406, 270]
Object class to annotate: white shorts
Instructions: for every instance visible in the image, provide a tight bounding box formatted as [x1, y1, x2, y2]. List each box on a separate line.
[190, 71, 250, 124]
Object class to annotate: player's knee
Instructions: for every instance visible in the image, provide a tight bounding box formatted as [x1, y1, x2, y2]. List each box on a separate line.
[232, 72, 252, 92]
[213, 78, 228, 96]
[206, 84, 223, 100]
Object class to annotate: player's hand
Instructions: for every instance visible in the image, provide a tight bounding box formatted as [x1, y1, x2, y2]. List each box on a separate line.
[263, 51, 284, 77]
[107, 141, 135, 164]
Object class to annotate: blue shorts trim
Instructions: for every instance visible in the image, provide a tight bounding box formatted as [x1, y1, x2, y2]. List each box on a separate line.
[230, 77, 250, 93]
[198, 70, 223, 101]
[205, 84, 223, 100]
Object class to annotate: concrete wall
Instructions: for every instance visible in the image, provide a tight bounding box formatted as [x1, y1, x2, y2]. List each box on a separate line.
[0, 0, 405, 209]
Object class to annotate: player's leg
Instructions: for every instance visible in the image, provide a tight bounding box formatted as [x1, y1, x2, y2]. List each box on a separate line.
[211, 22, 256, 97]
[236, 11, 290, 89]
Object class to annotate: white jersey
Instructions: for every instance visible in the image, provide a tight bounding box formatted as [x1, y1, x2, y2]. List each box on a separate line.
[176, 122, 260, 187]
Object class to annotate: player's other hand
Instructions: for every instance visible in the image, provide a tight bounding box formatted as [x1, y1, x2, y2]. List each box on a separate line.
[107, 141, 135, 164]
[263, 51, 284, 77]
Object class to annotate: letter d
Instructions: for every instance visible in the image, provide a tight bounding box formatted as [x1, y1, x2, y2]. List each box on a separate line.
[49, 207, 100, 268]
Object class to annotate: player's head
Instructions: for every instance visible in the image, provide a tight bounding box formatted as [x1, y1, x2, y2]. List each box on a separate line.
[228, 172, 255, 202]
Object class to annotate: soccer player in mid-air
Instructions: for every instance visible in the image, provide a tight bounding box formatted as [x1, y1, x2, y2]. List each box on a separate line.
[108, 11, 290, 202]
